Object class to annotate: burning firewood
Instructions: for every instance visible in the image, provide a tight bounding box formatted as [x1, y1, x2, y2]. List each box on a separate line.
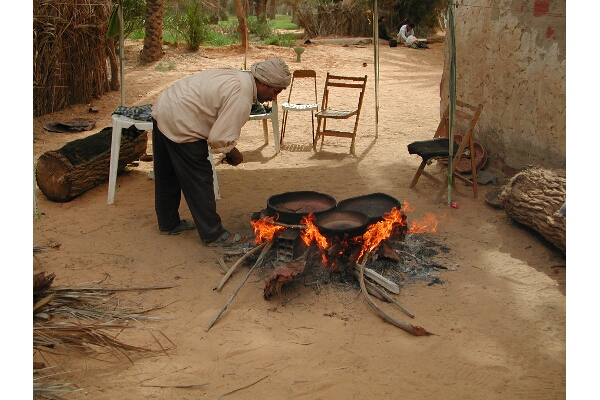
[376, 241, 400, 262]
[263, 261, 306, 300]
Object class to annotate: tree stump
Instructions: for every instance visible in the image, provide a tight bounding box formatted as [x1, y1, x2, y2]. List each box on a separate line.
[498, 166, 566, 253]
[35, 126, 148, 202]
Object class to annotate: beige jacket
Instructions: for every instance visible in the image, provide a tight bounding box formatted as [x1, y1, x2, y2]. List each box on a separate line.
[151, 68, 257, 154]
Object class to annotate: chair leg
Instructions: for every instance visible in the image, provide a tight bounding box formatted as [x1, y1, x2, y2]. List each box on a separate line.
[262, 120, 269, 144]
[410, 160, 428, 188]
[314, 117, 323, 151]
[310, 111, 315, 145]
[468, 140, 478, 198]
[107, 118, 123, 204]
[280, 109, 288, 144]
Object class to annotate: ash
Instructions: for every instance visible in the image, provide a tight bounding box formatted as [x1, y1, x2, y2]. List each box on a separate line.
[372, 234, 451, 288]
[226, 234, 453, 295]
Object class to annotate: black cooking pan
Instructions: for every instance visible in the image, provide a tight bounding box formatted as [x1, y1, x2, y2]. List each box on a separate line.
[267, 191, 337, 225]
[336, 193, 401, 224]
[315, 210, 370, 239]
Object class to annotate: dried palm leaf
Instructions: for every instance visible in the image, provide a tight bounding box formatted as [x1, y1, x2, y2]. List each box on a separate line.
[33, 381, 81, 400]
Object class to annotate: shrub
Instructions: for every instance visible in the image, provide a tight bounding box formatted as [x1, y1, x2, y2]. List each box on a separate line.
[165, 0, 209, 51]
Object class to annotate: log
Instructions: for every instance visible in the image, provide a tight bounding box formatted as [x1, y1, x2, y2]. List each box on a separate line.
[498, 166, 566, 253]
[35, 126, 148, 202]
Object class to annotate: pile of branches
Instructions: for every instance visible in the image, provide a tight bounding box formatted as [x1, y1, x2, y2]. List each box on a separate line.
[33, 268, 175, 399]
[33, 0, 117, 117]
[295, 2, 373, 39]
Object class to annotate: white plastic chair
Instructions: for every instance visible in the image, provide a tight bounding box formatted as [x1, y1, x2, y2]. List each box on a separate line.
[107, 114, 220, 204]
[280, 70, 319, 146]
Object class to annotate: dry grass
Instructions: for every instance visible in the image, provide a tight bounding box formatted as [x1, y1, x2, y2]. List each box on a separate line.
[33, 0, 115, 116]
[33, 264, 176, 399]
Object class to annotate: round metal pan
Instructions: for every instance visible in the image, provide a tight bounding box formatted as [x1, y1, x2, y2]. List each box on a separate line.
[315, 210, 370, 239]
[336, 193, 401, 224]
[266, 191, 337, 225]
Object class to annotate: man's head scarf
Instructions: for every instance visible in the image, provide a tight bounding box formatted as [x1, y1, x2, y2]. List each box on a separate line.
[250, 58, 291, 88]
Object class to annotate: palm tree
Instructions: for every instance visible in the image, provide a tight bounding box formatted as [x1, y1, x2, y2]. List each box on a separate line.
[140, 0, 164, 63]
[233, 0, 248, 51]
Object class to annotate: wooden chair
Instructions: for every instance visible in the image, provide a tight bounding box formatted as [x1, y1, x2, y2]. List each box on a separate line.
[313, 73, 368, 155]
[407, 100, 484, 203]
[280, 69, 319, 146]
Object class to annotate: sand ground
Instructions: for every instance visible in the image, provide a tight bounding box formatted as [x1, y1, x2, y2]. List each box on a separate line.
[31, 38, 567, 399]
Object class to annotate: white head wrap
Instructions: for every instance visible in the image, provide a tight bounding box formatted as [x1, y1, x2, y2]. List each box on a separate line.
[250, 58, 292, 88]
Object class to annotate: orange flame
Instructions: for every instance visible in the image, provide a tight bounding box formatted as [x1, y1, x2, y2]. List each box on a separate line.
[402, 200, 415, 213]
[359, 207, 407, 259]
[300, 213, 330, 250]
[250, 216, 286, 244]
[408, 213, 438, 234]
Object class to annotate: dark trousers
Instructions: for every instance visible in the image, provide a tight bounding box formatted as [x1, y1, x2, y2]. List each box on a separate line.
[152, 118, 225, 242]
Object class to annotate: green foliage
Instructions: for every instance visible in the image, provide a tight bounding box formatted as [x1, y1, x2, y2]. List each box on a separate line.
[264, 33, 297, 47]
[155, 61, 176, 71]
[122, 2, 299, 50]
[226, 0, 237, 16]
[165, 0, 210, 51]
[203, 29, 239, 46]
[247, 16, 274, 39]
[271, 14, 298, 30]
[120, 0, 146, 38]
[128, 28, 145, 40]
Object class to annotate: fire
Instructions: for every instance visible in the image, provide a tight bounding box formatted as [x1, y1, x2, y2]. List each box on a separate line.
[359, 207, 407, 259]
[402, 201, 439, 234]
[300, 213, 330, 250]
[251, 200, 440, 267]
[408, 213, 438, 234]
[250, 216, 286, 244]
[402, 200, 415, 213]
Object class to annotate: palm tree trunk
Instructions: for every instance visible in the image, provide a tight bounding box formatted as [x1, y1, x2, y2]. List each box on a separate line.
[267, 0, 275, 20]
[140, 0, 164, 64]
[233, 0, 248, 50]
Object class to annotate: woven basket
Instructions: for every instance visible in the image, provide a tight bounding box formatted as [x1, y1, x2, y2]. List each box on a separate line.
[441, 135, 488, 173]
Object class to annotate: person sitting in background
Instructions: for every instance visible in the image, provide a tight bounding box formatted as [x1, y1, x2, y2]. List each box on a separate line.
[398, 22, 428, 49]
[378, 16, 393, 42]
[397, 22, 416, 46]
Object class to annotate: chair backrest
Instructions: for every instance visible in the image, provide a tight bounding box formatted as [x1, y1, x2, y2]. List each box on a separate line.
[285, 69, 318, 106]
[321, 73, 368, 113]
[434, 100, 483, 142]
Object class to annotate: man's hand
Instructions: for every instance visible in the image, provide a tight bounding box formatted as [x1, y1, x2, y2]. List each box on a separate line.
[225, 147, 243, 166]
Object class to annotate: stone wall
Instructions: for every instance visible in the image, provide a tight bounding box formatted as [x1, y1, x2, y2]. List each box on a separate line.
[440, 0, 565, 172]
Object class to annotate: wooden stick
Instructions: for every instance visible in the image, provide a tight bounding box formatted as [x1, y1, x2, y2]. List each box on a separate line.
[217, 257, 230, 273]
[352, 265, 399, 294]
[363, 279, 414, 318]
[351, 269, 387, 301]
[215, 242, 267, 291]
[206, 240, 274, 331]
[273, 222, 308, 229]
[358, 252, 432, 336]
